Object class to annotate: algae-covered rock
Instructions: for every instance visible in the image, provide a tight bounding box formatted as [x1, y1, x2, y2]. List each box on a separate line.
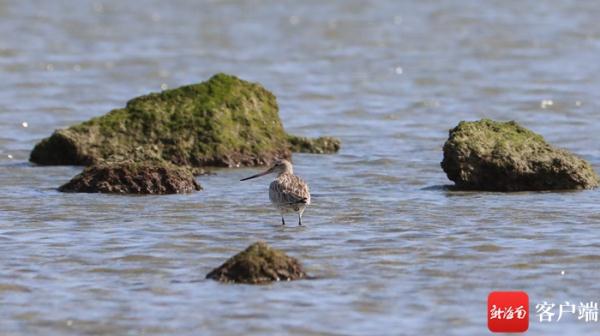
[206, 242, 306, 284]
[30, 73, 340, 168]
[441, 119, 600, 191]
[59, 162, 201, 194]
[287, 135, 341, 154]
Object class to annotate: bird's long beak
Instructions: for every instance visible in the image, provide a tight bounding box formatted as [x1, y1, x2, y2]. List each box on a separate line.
[240, 167, 273, 181]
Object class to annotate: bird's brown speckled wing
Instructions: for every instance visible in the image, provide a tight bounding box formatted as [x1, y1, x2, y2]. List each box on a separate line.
[269, 174, 311, 206]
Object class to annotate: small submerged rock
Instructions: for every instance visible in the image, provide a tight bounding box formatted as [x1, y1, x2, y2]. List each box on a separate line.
[441, 119, 600, 191]
[59, 162, 201, 194]
[287, 135, 341, 154]
[206, 242, 306, 284]
[30, 73, 340, 168]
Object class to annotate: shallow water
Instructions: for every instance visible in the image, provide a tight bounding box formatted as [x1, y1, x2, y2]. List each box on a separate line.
[2, 1, 600, 335]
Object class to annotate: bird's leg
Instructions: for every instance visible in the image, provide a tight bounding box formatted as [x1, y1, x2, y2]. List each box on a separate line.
[281, 215, 285, 226]
[298, 213, 302, 226]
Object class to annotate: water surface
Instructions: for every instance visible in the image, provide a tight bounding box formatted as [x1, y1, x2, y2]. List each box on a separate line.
[2, 1, 600, 335]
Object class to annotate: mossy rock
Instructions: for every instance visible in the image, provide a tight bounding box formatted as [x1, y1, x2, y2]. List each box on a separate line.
[441, 119, 600, 191]
[206, 242, 306, 284]
[287, 135, 341, 154]
[30, 73, 340, 168]
[59, 161, 201, 194]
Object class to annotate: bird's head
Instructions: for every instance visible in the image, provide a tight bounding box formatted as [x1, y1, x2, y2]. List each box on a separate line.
[240, 159, 293, 181]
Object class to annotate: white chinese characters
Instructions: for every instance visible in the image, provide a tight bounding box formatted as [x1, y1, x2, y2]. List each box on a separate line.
[535, 301, 599, 323]
[490, 305, 527, 320]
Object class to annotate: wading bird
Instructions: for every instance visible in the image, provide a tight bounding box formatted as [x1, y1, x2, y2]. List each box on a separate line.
[240, 159, 311, 226]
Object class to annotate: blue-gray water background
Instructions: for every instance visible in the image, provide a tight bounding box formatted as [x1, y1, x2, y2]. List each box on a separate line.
[1, 1, 600, 335]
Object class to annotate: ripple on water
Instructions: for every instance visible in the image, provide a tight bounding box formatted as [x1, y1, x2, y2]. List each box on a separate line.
[470, 244, 504, 252]
[0, 283, 31, 293]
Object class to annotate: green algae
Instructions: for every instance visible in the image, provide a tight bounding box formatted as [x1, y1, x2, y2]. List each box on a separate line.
[441, 119, 600, 191]
[30, 73, 340, 168]
[287, 135, 341, 154]
[444, 119, 547, 159]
